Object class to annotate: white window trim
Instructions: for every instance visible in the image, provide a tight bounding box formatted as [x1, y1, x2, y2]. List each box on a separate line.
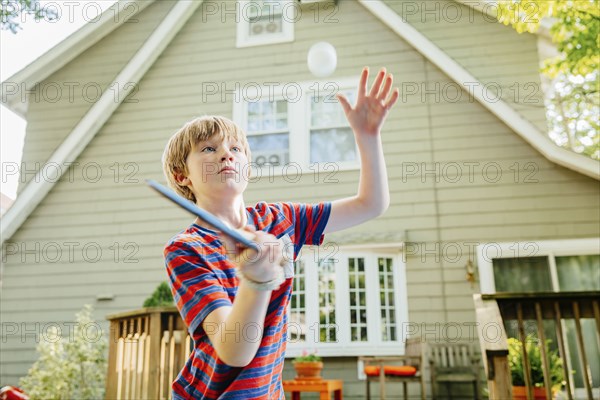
[232, 76, 361, 174]
[236, 0, 295, 48]
[476, 238, 600, 294]
[285, 244, 409, 358]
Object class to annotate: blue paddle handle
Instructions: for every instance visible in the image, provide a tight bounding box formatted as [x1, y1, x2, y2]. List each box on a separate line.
[146, 179, 259, 251]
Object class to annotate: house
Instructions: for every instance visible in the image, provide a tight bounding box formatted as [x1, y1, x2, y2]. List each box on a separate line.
[1, 0, 598, 397]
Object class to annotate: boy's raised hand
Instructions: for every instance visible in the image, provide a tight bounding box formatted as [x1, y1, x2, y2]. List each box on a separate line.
[336, 67, 399, 138]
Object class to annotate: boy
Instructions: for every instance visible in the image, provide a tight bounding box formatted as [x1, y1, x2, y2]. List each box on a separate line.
[162, 67, 399, 399]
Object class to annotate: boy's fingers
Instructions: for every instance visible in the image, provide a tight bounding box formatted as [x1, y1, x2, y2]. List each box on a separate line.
[385, 88, 400, 111]
[358, 66, 369, 98]
[378, 74, 393, 101]
[336, 94, 352, 117]
[369, 68, 386, 98]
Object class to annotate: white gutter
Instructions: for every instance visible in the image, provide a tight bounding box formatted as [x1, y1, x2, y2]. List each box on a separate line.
[360, 0, 599, 181]
[0, 0, 204, 245]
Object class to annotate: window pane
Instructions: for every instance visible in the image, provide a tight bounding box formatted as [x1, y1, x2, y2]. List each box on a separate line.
[310, 90, 357, 164]
[318, 258, 337, 342]
[556, 255, 600, 291]
[348, 257, 367, 342]
[556, 255, 600, 388]
[310, 128, 356, 163]
[247, 100, 287, 133]
[311, 90, 355, 128]
[289, 260, 306, 343]
[247, 133, 289, 166]
[379, 257, 397, 341]
[492, 256, 552, 292]
[247, 99, 288, 168]
[564, 319, 600, 388]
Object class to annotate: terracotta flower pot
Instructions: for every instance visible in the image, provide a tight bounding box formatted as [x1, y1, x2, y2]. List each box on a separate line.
[512, 386, 549, 400]
[292, 361, 323, 380]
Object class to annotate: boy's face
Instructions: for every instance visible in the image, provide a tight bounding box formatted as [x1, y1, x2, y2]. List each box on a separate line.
[178, 134, 249, 202]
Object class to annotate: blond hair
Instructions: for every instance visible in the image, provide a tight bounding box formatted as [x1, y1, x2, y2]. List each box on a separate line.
[162, 116, 251, 203]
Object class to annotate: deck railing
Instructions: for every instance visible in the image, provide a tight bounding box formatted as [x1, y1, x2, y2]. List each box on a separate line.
[474, 291, 600, 400]
[105, 307, 190, 400]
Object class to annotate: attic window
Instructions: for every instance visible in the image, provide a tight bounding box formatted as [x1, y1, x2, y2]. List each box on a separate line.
[236, 0, 294, 47]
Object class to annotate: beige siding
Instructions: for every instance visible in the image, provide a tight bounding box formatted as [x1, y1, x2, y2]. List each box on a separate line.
[17, 1, 175, 192]
[383, 0, 549, 133]
[1, 0, 598, 395]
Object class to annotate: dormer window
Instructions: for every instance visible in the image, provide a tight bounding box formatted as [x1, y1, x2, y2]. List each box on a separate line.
[236, 0, 295, 47]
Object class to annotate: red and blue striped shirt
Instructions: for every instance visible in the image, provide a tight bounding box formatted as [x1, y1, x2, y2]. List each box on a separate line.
[164, 201, 331, 399]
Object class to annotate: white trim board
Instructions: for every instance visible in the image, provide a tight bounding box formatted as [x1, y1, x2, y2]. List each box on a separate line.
[0, 0, 156, 118]
[0, 0, 204, 246]
[476, 237, 600, 293]
[359, 0, 599, 181]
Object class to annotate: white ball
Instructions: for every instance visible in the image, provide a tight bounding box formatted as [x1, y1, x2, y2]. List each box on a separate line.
[307, 42, 337, 78]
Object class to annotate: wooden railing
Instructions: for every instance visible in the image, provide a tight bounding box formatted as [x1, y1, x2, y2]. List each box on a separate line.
[105, 307, 191, 400]
[474, 292, 600, 400]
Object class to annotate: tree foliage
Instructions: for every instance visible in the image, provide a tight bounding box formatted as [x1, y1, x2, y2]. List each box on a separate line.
[497, 0, 599, 159]
[19, 305, 107, 400]
[546, 72, 599, 159]
[497, 0, 599, 77]
[1, 0, 58, 33]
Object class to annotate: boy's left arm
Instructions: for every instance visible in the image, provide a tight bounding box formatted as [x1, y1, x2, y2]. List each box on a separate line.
[323, 67, 400, 235]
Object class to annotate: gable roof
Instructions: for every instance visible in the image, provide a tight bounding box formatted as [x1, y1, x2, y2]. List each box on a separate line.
[0, 0, 156, 118]
[0, 0, 203, 245]
[0, 0, 554, 118]
[359, 0, 599, 181]
[0, 0, 598, 245]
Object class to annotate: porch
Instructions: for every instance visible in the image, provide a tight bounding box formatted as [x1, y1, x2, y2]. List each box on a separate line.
[103, 291, 600, 399]
[474, 291, 600, 400]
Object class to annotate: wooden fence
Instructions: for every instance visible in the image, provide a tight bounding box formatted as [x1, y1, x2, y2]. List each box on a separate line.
[105, 307, 190, 400]
[474, 291, 600, 400]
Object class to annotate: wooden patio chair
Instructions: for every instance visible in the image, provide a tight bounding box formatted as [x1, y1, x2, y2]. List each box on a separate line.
[359, 338, 426, 400]
[428, 341, 481, 400]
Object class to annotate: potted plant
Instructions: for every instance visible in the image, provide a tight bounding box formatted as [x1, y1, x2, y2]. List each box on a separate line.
[508, 335, 566, 400]
[292, 350, 323, 381]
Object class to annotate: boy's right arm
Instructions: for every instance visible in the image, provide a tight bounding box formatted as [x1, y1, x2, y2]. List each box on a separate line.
[202, 228, 284, 367]
[202, 283, 270, 367]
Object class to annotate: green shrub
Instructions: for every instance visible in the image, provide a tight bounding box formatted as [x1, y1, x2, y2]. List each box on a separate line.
[143, 281, 174, 307]
[19, 305, 107, 399]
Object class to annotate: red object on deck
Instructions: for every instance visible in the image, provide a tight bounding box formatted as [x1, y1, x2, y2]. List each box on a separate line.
[0, 386, 29, 400]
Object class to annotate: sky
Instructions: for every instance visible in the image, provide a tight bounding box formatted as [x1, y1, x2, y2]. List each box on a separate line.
[1, 0, 118, 199]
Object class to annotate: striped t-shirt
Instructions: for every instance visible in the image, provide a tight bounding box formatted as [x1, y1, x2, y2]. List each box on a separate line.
[164, 201, 331, 399]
